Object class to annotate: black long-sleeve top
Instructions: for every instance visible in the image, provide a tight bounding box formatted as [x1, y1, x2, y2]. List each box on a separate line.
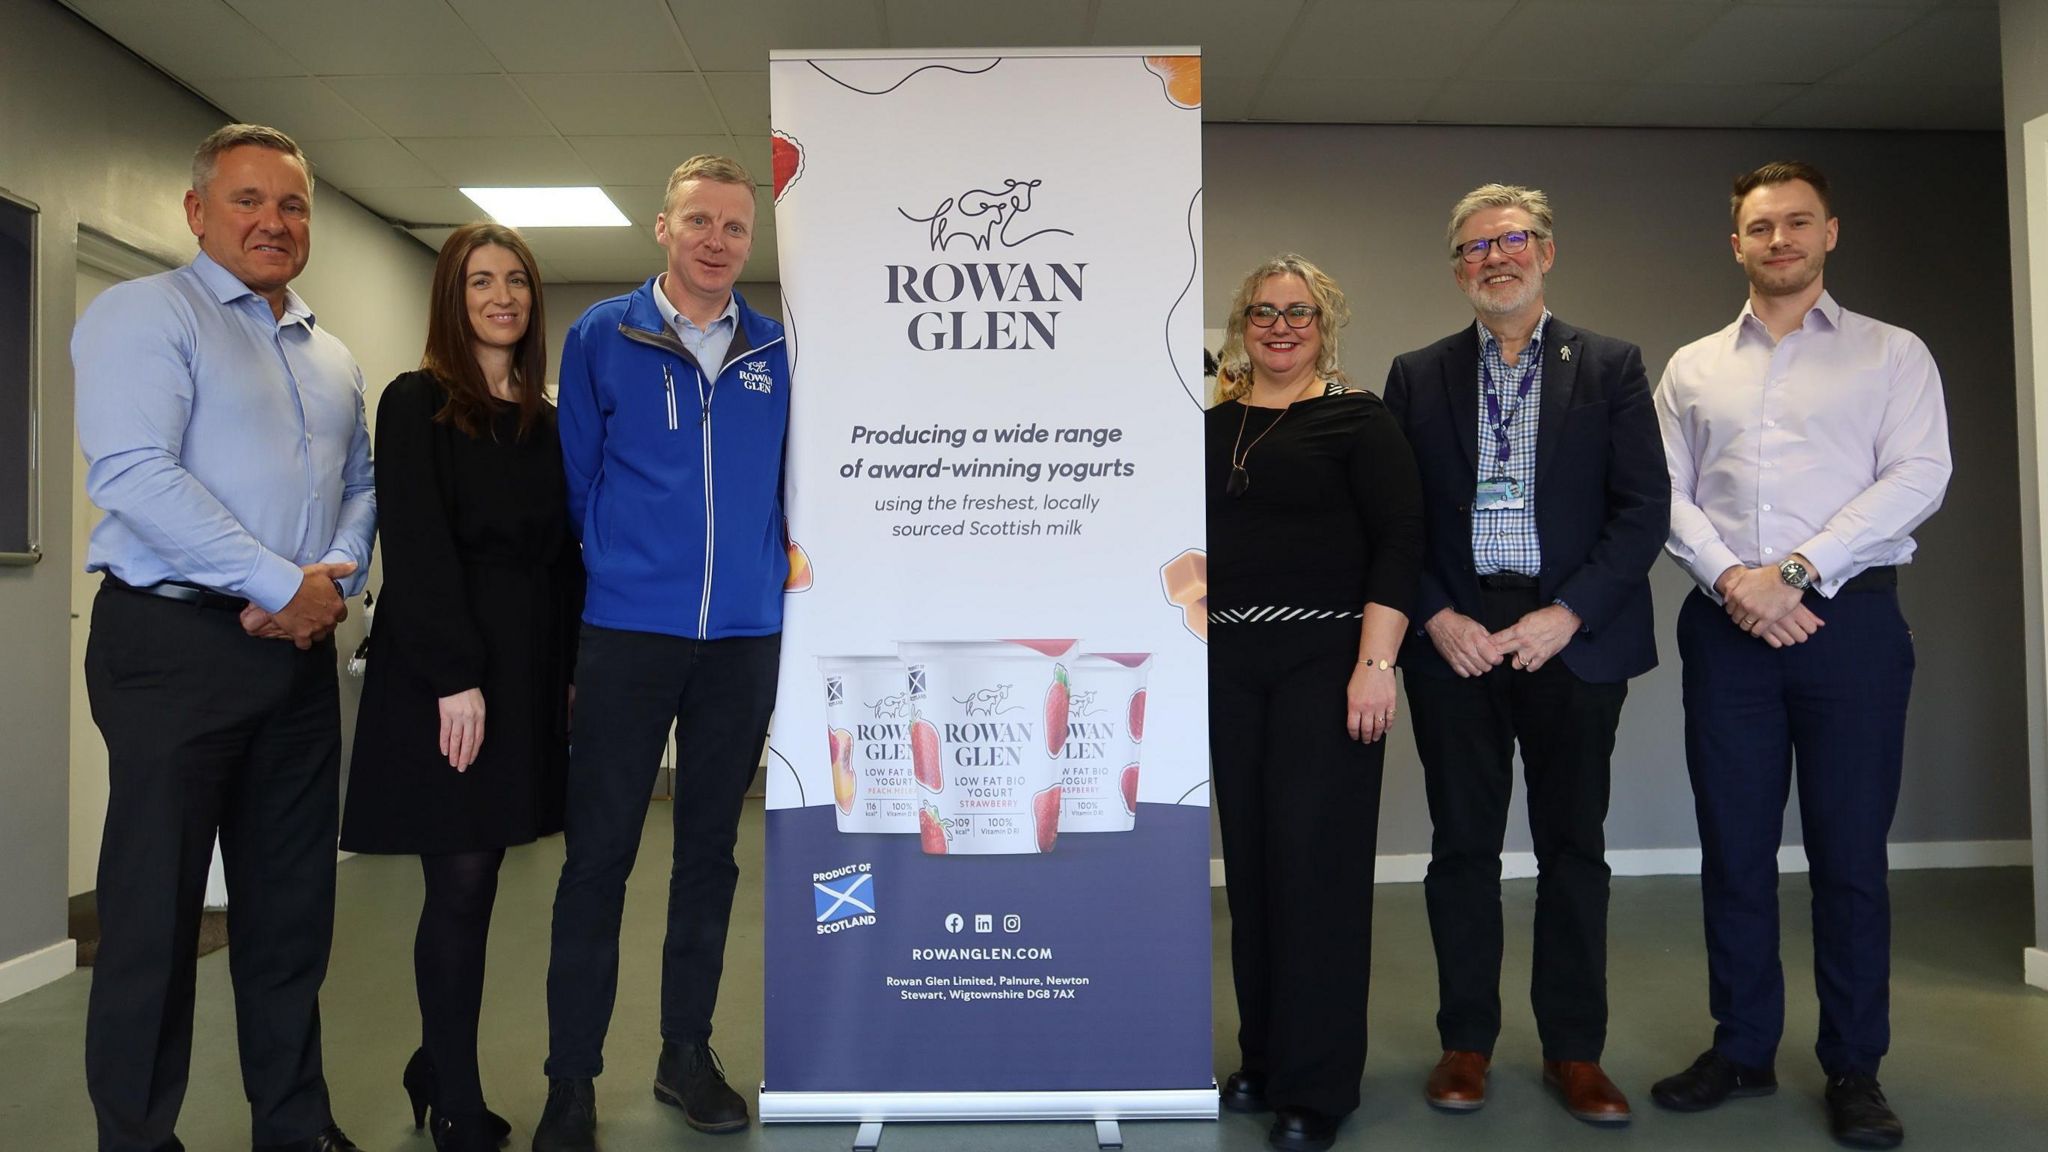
[1204, 384, 1423, 618]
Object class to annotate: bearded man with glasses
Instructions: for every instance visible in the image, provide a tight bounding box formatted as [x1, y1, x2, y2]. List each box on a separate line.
[1383, 183, 1669, 1127]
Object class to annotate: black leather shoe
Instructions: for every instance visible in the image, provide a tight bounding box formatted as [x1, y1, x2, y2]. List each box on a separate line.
[1220, 1069, 1268, 1113]
[1650, 1048, 1777, 1112]
[403, 1046, 513, 1146]
[1826, 1073, 1904, 1149]
[1268, 1107, 1338, 1152]
[253, 1125, 361, 1152]
[532, 1078, 598, 1152]
[654, 1039, 750, 1134]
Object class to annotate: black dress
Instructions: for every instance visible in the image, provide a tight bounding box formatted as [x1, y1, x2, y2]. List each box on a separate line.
[342, 370, 583, 854]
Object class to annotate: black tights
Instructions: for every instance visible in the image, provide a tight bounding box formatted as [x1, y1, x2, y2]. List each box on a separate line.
[417, 849, 505, 1118]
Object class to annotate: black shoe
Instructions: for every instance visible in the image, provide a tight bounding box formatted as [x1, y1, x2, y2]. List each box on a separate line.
[403, 1047, 513, 1146]
[1268, 1107, 1338, 1152]
[1650, 1048, 1778, 1112]
[1220, 1069, 1268, 1113]
[654, 1039, 750, 1133]
[1826, 1073, 1904, 1149]
[252, 1125, 361, 1152]
[432, 1113, 501, 1152]
[532, 1078, 598, 1152]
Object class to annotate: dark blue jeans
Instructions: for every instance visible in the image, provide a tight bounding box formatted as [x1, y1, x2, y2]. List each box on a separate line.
[1678, 585, 1913, 1077]
[543, 625, 780, 1079]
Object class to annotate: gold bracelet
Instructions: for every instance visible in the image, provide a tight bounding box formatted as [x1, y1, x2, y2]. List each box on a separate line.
[1357, 657, 1394, 671]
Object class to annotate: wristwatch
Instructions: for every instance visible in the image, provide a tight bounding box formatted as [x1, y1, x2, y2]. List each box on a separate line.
[1778, 557, 1813, 590]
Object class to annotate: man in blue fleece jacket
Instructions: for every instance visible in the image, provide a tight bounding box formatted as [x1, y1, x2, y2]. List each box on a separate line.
[535, 155, 790, 1151]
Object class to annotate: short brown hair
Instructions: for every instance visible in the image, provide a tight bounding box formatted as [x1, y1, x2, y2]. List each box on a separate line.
[1731, 161, 1831, 227]
[662, 155, 754, 216]
[1214, 254, 1352, 402]
[421, 223, 550, 441]
[193, 123, 312, 195]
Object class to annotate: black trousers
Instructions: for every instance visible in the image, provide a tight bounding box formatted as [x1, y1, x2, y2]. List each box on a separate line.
[83, 585, 341, 1152]
[1404, 585, 1627, 1062]
[1210, 619, 1386, 1119]
[544, 625, 780, 1079]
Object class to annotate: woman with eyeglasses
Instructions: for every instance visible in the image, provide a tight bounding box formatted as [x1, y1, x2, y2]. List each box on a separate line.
[1206, 253, 1422, 1152]
[340, 222, 583, 1152]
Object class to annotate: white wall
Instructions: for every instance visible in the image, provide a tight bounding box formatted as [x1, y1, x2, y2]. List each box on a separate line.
[0, 0, 434, 992]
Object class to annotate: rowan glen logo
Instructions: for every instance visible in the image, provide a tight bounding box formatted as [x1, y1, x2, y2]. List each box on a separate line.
[738, 358, 773, 394]
[887, 178, 1084, 351]
[952, 683, 1021, 717]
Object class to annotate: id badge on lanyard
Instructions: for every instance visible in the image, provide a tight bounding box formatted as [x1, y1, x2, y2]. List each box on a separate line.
[1478, 351, 1536, 512]
[1476, 475, 1525, 510]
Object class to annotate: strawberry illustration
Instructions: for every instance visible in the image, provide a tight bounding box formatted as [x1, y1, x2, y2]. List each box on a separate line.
[1032, 783, 1062, 853]
[919, 802, 948, 855]
[910, 717, 943, 793]
[1127, 688, 1147, 744]
[771, 130, 804, 202]
[1120, 763, 1140, 817]
[1044, 665, 1071, 758]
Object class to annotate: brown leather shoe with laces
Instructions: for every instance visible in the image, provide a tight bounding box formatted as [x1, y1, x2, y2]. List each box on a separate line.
[1543, 1060, 1632, 1125]
[1425, 1050, 1490, 1112]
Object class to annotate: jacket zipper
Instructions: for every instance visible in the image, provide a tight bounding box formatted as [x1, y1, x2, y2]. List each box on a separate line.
[697, 361, 716, 638]
[661, 364, 678, 431]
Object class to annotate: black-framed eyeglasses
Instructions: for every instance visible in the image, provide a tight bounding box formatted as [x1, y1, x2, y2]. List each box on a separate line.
[1245, 303, 1319, 329]
[1453, 229, 1543, 264]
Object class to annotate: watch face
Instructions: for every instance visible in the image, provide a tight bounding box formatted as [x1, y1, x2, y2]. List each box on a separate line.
[1781, 560, 1809, 587]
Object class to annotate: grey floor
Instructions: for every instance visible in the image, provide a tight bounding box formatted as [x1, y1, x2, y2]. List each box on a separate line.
[4, 801, 2046, 1152]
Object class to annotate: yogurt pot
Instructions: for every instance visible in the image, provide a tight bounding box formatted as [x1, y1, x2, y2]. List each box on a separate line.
[818, 656, 918, 834]
[1061, 653, 1151, 832]
[900, 639, 1077, 855]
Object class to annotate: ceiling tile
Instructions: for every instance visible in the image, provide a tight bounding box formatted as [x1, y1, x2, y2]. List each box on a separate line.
[343, 186, 484, 226]
[401, 136, 598, 185]
[65, 0, 307, 79]
[222, 0, 500, 75]
[1828, 8, 2000, 85]
[303, 137, 443, 188]
[1250, 78, 1444, 123]
[705, 72, 770, 134]
[1461, 0, 1730, 83]
[664, 0, 888, 71]
[1422, 81, 1626, 125]
[447, 0, 692, 72]
[518, 72, 724, 136]
[1089, 0, 1304, 78]
[189, 77, 381, 141]
[1659, 4, 1927, 84]
[1200, 73, 1261, 122]
[733, 135, 774, 184]
[524, 226, 666, 281]
[1757, 81, 2000, 129]
[1276, 1, 1516, 81]
[882, 0, 1094, 48]
[603, 185, 670, 224]
[326, 75, 554, 138]
[570, 136, 737, 185]
[1599, 81, 1806, 127]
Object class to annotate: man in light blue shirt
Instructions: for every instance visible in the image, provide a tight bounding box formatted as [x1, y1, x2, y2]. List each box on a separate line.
[72, 124, 372, 1152]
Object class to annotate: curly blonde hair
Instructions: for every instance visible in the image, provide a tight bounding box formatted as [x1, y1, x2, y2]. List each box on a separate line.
[1215, 254, 1351, 402]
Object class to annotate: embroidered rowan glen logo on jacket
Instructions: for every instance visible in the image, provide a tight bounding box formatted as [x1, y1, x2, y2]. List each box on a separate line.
[739, 359, 774, 394]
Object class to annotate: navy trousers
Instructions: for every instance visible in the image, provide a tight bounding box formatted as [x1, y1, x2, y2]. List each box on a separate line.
[1677, 584, 1912, 1077]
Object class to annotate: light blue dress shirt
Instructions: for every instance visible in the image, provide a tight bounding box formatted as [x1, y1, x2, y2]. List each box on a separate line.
[73, 250, 376, 613]
[652, 274, 739, 373]
[1472, 311, 1548, 576]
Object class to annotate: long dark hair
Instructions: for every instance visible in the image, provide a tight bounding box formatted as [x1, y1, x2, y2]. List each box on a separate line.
[422, 222, 549, 440]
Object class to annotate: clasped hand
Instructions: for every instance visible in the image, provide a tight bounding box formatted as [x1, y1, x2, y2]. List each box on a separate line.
[1426, 603, 1579, 677]
[238, 562, 356, 649]
[1717, 564, 1824, 648]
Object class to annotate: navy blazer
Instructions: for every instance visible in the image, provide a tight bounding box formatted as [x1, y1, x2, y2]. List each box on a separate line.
[1382, 318, 1668, 684]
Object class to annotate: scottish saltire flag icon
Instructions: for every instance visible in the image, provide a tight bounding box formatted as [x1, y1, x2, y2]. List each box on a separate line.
[814, 872, 875, 923]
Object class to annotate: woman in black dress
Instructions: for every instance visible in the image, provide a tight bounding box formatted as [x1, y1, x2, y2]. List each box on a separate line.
[1206, 254, 1422, 1152]
[342, 223, 581, 1152]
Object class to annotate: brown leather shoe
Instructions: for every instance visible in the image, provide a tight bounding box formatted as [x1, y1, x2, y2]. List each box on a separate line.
[1543, 1060, 1632, 1125]
[1425, 1050, 1490, 1112]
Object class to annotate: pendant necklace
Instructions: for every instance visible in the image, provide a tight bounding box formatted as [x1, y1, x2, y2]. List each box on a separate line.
[1228, 377, 1319, 496]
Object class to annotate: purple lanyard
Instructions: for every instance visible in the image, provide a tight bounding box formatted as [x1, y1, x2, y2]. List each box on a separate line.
[1481, 349, 1538, 467]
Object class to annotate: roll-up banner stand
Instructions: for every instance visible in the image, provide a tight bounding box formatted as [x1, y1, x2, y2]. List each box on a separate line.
[761, 47, 1212, 1131]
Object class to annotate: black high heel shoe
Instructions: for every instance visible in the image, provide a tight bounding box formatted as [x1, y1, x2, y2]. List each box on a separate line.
[432, 1112, 501, 1152]
[402, 1047, 512, 1147]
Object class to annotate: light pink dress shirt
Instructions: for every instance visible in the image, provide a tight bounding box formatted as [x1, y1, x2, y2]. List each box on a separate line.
[1655, 291, 1951, 599]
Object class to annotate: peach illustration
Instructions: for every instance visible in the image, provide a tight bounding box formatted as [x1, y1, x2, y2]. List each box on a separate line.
[911, 718, 943, 793]
[1044, 665, 1070, 758]
[1161, 548, 1208, 642]
[1120, 763, 1140, 817]
[828, 727, 855, 814]
[1032, 783, 1062, 853]
[1127, 688, 1147, 744]
[784, 537, 812, 592]
[771, 130, 805, 203]
[1144, 55, 1200, 110]
[919, 802, 949, 855]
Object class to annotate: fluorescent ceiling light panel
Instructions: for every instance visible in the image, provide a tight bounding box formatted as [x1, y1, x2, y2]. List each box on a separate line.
[459, 186, 630, 227]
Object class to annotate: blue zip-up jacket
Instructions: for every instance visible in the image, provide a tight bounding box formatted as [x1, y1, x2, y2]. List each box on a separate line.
[558, 280, 790, 639]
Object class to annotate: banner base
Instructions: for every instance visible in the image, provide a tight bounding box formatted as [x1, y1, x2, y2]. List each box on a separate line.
[759, 1087, 1219, 1124]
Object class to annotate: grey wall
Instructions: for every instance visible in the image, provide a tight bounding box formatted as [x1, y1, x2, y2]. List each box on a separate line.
[541, 279, 784, 384]
[0, 0, 434, 974]
[1203, 122, 2027, 859]
[2001, 0, 2048, 954]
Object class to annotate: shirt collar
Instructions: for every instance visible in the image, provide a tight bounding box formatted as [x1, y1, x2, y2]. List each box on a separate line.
[653, 275, 737, 335]
[1475, 309, 1551, 355]
[190, 250, 314, 327]
[1735, 289, 1840, 344]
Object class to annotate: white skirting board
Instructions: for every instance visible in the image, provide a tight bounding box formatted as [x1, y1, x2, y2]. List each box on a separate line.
[1209, 839, 2031, 887]
[2026, 947, 2048, 993]
[0, 940, 76, 1005]
[759, 1087, 1219, 1123]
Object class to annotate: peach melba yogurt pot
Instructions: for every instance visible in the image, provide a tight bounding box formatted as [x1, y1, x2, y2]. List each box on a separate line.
[900, 639, 1076, 855]
[1061, 653, 1150, 832]
[818, 655, 918, 834]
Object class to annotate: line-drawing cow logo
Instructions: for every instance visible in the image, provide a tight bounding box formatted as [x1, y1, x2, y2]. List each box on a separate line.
[954, 683, 1020, 716]
[899, 178, 1075, 252]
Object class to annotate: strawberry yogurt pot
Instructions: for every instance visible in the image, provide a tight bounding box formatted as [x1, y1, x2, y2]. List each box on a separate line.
[899, 639, 1076, 855]
[818, 656, 918, 834]
[1061, 653, 1151, 832]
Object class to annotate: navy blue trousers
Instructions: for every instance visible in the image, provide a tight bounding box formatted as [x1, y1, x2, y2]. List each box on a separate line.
[1677, 585, 1912, 1077]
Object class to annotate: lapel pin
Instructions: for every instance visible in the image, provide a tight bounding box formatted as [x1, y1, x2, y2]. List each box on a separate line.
[1559, 345, 1571, 361]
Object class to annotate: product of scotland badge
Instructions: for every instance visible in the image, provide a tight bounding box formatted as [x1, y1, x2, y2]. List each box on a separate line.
[812, 865, 877, 935]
